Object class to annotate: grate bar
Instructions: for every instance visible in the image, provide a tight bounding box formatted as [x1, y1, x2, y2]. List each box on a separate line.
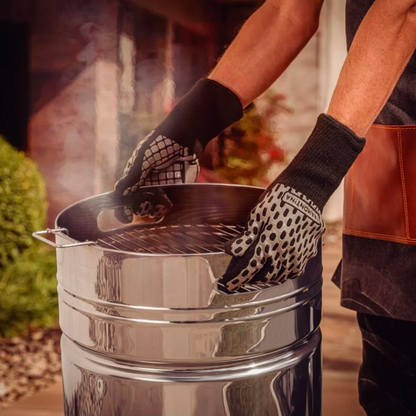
[211, 223, 245, 238]
[122, 230, 176, 254]
[204, 224, 237, 238]
[115, 232, 157, 254]
[128, 230, 175, 255]
[148, 232, 193, 254]
[133, 228, 200, 254]
[153, 226, 212, 254]
[97, 238, 122, 251]
[164, 225, 225, 253]
[188, 225, 234, 245]
[99, 235, 143, 253]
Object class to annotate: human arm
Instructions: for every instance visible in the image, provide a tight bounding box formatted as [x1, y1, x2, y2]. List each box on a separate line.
[209, 0, 324, 107]
[114, 0, 324, 220]
[328, 0, 416, 136]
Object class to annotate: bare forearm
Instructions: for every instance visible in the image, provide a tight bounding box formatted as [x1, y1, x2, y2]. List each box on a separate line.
[328, 0, 416, 136]
[209, 0, 323, 107]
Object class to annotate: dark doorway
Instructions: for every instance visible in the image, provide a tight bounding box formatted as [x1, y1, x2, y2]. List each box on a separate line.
[0, 21, 29, 151]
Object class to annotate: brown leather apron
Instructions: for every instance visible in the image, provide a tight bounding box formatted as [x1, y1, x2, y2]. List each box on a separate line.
[335, 124, 416, 321]
[344, 124, 416, 244]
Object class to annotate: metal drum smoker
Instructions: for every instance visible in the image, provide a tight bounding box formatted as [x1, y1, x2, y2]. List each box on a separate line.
[34, 184, 322, 416]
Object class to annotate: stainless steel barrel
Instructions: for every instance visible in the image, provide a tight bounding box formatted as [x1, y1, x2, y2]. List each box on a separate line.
[34, 184, 322, 416]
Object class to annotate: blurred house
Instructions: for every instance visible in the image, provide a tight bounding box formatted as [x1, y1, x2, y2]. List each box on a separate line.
[0, 0, 346, 227]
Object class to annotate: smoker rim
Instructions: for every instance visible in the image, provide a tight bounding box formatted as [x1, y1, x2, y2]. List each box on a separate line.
[53, 183, 266, 258]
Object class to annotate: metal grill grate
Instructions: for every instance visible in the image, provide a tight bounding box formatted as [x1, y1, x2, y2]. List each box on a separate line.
[94, 223, 277, 293]
[96, 223, 245, 255]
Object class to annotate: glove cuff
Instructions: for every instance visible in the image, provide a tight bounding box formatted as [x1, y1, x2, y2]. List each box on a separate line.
[277, 114, 366, 211]
[155, 78, 243, 153]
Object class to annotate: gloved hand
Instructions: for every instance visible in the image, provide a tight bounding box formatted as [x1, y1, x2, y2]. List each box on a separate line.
[222, 114, 366, 291]
[114, 78, 243, 223]
[223, 184, 325, 290]
[114, 133, 199, 223]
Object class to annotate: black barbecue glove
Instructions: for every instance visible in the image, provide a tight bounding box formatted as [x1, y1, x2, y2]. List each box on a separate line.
[221, 114, 366, 291]
[114, 78, 243, 223]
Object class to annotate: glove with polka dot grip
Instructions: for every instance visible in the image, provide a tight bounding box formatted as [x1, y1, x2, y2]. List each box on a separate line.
[114, 133, 199, 223]
[221, 114, 366, 290]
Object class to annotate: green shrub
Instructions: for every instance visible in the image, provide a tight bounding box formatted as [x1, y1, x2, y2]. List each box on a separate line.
[0, 136, 47, 270]
[0, 136, 58, 337]
[0, 246, 58, 337]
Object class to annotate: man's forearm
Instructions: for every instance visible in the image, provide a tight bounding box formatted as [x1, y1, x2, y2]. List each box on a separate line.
[328, 0, 416, 136]
[209, 0, 323, 107]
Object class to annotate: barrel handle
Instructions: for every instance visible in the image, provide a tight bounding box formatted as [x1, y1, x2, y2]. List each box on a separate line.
[32, 228, 96, 248]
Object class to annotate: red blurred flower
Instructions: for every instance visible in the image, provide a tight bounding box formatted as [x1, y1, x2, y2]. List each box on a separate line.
[269, 148, 285, 161]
